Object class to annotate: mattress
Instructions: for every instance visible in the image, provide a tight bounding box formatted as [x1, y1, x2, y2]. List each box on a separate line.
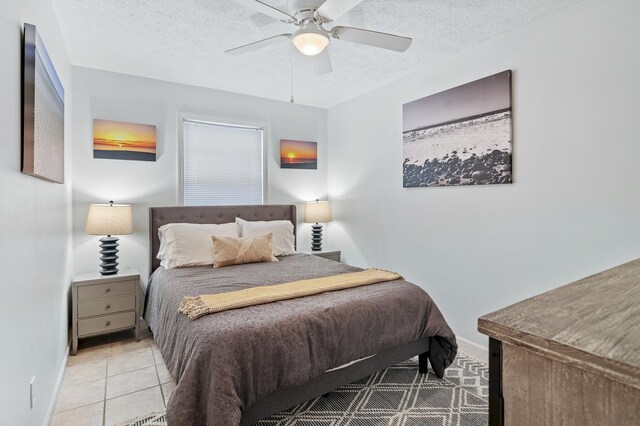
[144, 253, 457, 425]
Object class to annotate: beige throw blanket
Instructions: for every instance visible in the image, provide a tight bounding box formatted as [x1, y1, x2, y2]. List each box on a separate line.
[178, 269, 402, 320]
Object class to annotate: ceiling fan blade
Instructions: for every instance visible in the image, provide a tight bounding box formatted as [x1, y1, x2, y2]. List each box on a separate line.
[225, 34, 292, 55]
[311, 48, 332, 75]
[316, 0, 364, 21]
[233, 0, 295, 22]
[331, 26, 412, 52]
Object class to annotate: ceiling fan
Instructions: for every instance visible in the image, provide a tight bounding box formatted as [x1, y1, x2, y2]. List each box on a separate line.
[225, 0, 412, 74]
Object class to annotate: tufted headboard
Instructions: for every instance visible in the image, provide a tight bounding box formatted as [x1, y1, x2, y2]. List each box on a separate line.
[149, 204, 297, 273]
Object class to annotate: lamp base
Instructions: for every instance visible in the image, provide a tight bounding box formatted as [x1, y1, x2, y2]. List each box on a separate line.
[311, 224, 323, 251]
[99, 236, 119, 275]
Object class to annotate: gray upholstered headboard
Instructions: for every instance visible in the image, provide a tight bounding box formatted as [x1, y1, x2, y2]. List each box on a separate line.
[149, 205, 297, 273]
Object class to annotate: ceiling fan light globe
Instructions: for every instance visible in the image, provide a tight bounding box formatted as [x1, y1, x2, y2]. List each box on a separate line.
[293, 32, 329, 56]
[292, 32, 329, 56]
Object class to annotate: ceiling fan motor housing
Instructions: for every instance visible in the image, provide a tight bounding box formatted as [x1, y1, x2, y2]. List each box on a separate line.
[288, 0, 326, 22]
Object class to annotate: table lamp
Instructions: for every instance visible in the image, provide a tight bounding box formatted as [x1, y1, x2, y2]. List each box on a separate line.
[304, 199, 332, 251]
[85, 201, 133, 275]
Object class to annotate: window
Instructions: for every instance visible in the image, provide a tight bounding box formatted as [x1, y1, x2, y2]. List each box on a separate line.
[182, 119, 264, 205]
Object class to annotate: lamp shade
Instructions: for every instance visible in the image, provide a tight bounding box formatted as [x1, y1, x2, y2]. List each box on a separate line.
[85, 203, 133, 236]
[305, 200, 332, 223]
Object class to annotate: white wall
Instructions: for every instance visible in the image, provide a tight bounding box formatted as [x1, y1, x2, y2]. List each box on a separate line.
[71, 67, 328, 282]
[0, 1, 73, 424]
[327, 0, 640, 347]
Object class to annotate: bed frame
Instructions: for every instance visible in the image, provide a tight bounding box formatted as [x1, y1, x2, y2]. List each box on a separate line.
[148, 204, 430, 425]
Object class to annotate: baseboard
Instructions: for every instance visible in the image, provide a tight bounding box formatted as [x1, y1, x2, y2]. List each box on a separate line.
[43, 345, 69, 426]
[457, 336, 488, 364]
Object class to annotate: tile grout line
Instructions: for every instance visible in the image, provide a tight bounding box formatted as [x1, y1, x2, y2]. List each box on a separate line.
[107, 362, 156, 379]
[109, 384, 162, 403]
[68, 348, 148, 370]
[53, 389, 105, 414]
[150, 344, 167, 407]
[103, 344, 110, 426]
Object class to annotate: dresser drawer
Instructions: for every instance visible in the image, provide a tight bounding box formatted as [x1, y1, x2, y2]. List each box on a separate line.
[78, 312, 136, 337]
[78, 295, 136, 319]
[77, 280, 136, 301]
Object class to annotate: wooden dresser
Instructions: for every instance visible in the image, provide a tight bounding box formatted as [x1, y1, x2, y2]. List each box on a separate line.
[478, 259, 640, 426]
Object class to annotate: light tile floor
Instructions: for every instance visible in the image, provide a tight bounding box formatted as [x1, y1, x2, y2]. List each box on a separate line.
[51, 328, 176, 426]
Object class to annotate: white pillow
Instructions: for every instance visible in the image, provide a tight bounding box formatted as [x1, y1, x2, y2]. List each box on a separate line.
[235, 218, 296, 256]
[157, 222, 239, 269]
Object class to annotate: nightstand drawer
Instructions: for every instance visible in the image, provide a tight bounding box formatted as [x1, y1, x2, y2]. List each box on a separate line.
[77, 280, 136, 301]
[309, 251, 341, 262]
[322, 253, 340, 262]
[78, 312, 136, 337]
[78, 295, 136, 318]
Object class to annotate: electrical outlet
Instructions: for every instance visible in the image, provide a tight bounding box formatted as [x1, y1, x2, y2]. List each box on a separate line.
[30, 376, 36, 409]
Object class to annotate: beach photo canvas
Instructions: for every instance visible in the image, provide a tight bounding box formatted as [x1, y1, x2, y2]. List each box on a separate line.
[280, 139, 317, 169]
[22, 23, 65, 183]
[403, 70, 512, 187]
[93, 119, 157, 161]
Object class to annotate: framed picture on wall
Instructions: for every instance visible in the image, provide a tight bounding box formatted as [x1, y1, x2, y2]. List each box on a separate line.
[22, 23, 65, 183]
[402, 70, 513, 187]
[93, 119, 157, 161]
[280, 139, 317, 169]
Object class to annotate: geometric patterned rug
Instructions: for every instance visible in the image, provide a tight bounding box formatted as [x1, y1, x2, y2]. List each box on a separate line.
[119, 353, 488, 426]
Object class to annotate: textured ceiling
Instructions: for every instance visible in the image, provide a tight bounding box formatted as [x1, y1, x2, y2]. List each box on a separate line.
[53, 0, 582, 108]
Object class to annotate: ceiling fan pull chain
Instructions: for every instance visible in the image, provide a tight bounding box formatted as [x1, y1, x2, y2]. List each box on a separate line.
[290, 45, 295, 104]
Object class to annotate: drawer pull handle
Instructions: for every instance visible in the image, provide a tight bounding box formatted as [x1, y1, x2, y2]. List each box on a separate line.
[105, 304, 111, 310]
[106, 321, 111, 326]
[105, 288, 111, 293]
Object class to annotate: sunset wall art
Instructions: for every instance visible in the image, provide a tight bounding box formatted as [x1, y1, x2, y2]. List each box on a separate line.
[93, 119, 157, 162]
[280, 139, 317, 170]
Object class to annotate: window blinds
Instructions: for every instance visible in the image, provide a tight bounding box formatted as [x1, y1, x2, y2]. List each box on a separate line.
[183, 119, 264, 206]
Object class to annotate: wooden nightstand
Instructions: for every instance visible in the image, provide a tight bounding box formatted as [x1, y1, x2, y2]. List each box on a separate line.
[305, 250, 341, 262]
[71, 268, 141, 355]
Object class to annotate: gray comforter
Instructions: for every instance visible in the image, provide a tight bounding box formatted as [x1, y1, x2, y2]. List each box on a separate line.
[144, 254, 457, 425]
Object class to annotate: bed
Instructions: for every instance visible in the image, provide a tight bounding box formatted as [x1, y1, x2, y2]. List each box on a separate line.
[144, 205, 457, 425]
